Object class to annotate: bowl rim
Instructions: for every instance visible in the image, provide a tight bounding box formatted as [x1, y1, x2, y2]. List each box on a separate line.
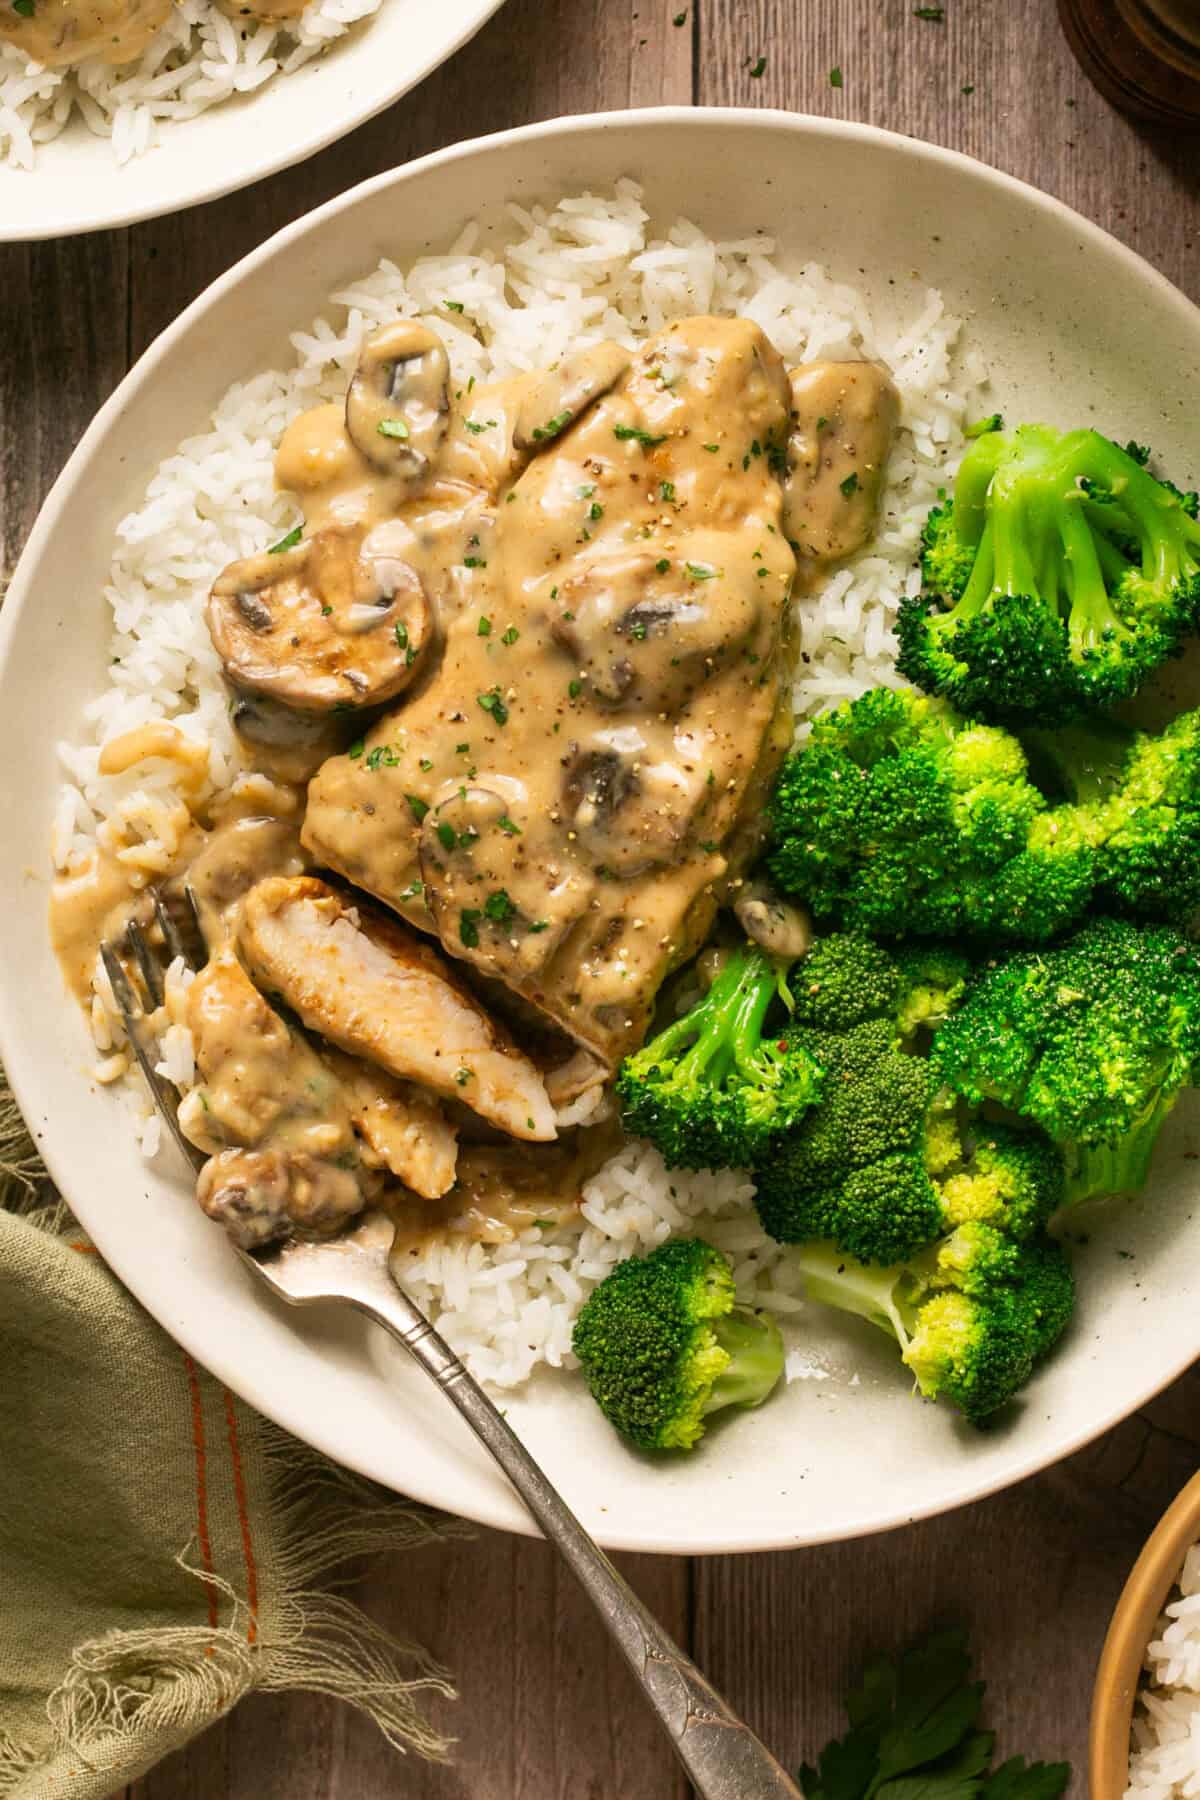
[3, 107, 1200, 1550]
[1091, 1470, 1200, 1798]
[0, 0, 507, 242]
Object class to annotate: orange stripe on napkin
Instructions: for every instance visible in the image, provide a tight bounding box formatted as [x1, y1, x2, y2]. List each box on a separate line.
[223, 1387, 259, 1645]
[183, 1351, 219, 1634]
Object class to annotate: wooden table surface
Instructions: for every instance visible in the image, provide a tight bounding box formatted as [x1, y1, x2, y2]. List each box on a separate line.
[2, 2, 1198, 1795]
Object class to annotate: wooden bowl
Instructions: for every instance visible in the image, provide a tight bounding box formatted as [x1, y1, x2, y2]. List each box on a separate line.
[1091, 1471, 1200, 1798]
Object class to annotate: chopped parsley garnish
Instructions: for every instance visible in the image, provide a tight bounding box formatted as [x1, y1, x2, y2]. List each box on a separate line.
[394, 621, 408, 649]
[501, 626, 520, 646]
[348, 739, 365, 759]
[477, 688, 509, 725]
[267, 525, 302, 554]
[464, 555, 487, 569]
[436, 820, 458, 851]
[655, 558, 670, 574]
[829, 64, 843, 86]
[443, 299, 465, 312]
[456, 741, 469, 753]
[365, 745, 399, 770]
[399, 879, 424, 900]
[630, 621, 648, 641]
[614, 424, 667, 447]
[702, 442, 720, 453]
[961, 82, 975, 94]
[419, 757, 433, 771]
[748, 54, 766, 76]
[530, 410, 573, 443]
[965, 412, 1004, 437]
[459, 909, 481, 948]
[839, 471, 860, 497]
[528, 919, 550, 933]
[672, 7, 686, 21]
[377, 417, 410, 440]
[496, 814, 522, 836]
[568, 679, 583, 699]
[455, 1067, 471, 1085]
[477, 615, 492, 636]
[321, 604, 333, 616]
[588, 501, 603, 520]
[12, 0, 35, 14]
[484, 889, 516, 924]
[686, 561, 720, 581]
[406, 794, 429, 823]
[660, 479, 676, 502]
[913, 3, 944, 16]
[464, 419, 487, 435]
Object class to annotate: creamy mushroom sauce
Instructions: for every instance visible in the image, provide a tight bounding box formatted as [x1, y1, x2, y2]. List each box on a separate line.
[0, 0, 306, 67]
[51, 317, 898, 1252]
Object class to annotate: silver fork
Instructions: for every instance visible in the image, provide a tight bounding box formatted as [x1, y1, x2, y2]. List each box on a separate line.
[100, 897, 804, 1800]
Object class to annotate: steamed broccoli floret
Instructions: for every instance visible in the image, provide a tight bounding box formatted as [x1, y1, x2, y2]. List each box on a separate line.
[571, 1239, 784, 1451]
[752, 933, 1062, 1263]
[896, 425, 1200, 723]
[794, 1220, 1075, 1424]
[767, 686, 1096, 942]
[893, 943, 974, 1037]
[1029, 708, 1200, 925]
[932, 917, 1200, 1205]
[615, 943, 822, 1172]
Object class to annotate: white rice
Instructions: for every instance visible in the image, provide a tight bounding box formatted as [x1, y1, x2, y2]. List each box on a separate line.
[0, 0, 378, 170]
[54, 179, 990, 1387]
[1128, 1544, 1200, 1798]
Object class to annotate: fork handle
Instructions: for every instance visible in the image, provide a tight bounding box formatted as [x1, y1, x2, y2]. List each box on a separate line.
[364, 1280, 803, 1800]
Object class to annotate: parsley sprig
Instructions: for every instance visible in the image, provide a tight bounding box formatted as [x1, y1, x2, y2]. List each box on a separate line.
[799, 1630, 1070, 1800]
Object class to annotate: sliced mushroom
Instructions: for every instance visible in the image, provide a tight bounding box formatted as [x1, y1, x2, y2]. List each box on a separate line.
[208, 525, 432, 713]
[562, 741, 704, 875]
[238, 875, 557, 1142]
[783, 360, 900, 567]
[345, 321, 450, 485]
[197, 1148, 364, 1250]
[733, 877, 814, 959]
[513, 342, 632, 451]
[550, 550, 760, 708]
[418, 785, 592, 979]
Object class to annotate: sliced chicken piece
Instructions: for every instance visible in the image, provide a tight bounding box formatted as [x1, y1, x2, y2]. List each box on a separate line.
[208, 524, 431, 713]
[513, 342, 632, 451]
[197, 1148, 363, 1251]
[179, 948, 359, 1164]
[323, 1049, 458, 1200]
[238, 876, 557, 1142]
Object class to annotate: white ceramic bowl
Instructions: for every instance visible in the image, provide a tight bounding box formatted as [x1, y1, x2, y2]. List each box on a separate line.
[0, 0, 503, 240]
[4, 110, 1200, 1553]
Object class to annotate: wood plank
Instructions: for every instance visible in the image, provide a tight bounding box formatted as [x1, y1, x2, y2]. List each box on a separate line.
[131, 1534, 690, 1799]
[697, 0, 1198, 297]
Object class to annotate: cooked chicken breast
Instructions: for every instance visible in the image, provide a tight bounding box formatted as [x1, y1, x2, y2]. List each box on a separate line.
[238, 876, 557, 1142]
[322, 1049, 459, 1199]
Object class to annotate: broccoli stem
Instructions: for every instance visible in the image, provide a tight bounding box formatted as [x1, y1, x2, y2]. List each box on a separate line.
[703, 1308, 786, 1415]
[1058, 496, 1134, 657]
[792, 1245, 910, 1347]
[1023, 717, 1133, 807]
[1072, 437, 1200, 587]
[1062, 1086, 1179, 1207]
[643, 948, 773, 1090]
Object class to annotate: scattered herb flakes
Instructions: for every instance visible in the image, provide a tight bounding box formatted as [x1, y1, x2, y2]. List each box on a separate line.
[528, 919, 550, 933]
[405, 794, 429, 823]
[477, 615, 492, 636]
[568, 678, 583, 699]
[454, 1068, 471, 1086]
[672, 6, 686, 21]
[501, 625, 520, 646]
[686, 561, 720, 581]
[913, 3, 944, 16]
[484, 889, 516, 924]
[533, 1218, 556, 1229]
[419, 757, 434, 771]
[614, 424, 667, 447]
[965, 412, 1004, 437]
[464, 555, 487, 569]
[436, 820, 458, 851]
[531, 410, 573, 443]
[464, 419, 487, 435]
[655, 557, 671, 574]
[961, 81, 975, 94]
[399, 878, 424, 900]
[455, 741, 470, 753]
[12, 0, 35, 14]
[829, 64, 843, 86]
[496, 814, 522, 836]
[443, 298, 465, 312]
[459, 909, 481, 948]
[377, 417, 410, 440]
[365, 745, 399, 771]
[348, 739, 365, 759]
[321, 604, 334, 616]
[660, 479, 676, 502]
[477, 687, 509, 725]
[630, 621, 648, 641]
[267, 524, 302, 554]
[839, 471, 860, 498]
[588, 501, 604, 520]
[702, 442, 720, 453]
[748, 54, 766, 76]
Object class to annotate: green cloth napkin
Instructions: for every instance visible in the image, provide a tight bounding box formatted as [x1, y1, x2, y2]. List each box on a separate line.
[0, 1081, 467, 1798]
